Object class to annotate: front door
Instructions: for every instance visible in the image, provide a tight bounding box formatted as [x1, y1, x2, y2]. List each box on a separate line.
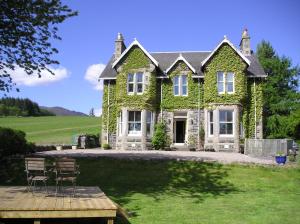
[175, 120, 186, 143]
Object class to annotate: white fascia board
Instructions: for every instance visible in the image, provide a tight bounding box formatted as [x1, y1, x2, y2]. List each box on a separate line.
[112, 39, 159, 68]
[201, 38, 251, 67]
[165, 54, 196, 74]
[98, 77, 117, 80]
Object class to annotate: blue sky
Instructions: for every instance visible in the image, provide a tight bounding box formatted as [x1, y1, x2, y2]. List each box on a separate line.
[3, 0, 300, 115]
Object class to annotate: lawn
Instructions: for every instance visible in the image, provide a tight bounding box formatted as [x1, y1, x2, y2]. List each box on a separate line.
[0, 116, 101, 144]
[1, 158, 299, 224]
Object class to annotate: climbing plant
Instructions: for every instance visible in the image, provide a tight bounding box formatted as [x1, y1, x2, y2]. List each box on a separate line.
[161, 61, 204, 110]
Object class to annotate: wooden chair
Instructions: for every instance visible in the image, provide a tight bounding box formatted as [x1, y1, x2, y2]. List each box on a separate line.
[54, 157, 80, 197]
[24, 157, 48, 194]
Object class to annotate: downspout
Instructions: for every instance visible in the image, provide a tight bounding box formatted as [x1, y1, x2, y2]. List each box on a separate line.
[254, 78, 257, 139]
[198, 77, 201, 150]
[107, 80, 110, 143]
[160, 78, 163, 122]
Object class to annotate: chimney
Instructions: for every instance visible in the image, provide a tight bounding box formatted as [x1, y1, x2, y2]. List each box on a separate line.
[114, 33, 126, 60]
[239, 28, 251, 56]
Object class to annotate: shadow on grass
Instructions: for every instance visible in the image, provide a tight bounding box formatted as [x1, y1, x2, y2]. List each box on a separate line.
[0, 157, 237, 224]
[77, 158, 237, 218]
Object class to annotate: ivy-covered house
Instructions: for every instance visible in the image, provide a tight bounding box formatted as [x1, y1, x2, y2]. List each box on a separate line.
[99, 29, 266, 151]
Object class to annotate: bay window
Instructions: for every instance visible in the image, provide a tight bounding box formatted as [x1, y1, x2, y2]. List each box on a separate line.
[208, 111, 214, 136]
[219, 110, 233, 135]
[146, 111, 153, 136]
[128, 111, 141, 135]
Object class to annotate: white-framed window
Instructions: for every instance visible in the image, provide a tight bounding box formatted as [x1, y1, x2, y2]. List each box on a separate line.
[128, 111, 141, 135]
[146, 111, 153, 137]
[217, 72, 234, 94]
[208, 111, 214, 136]
[127, 72, 144, 94]
[173, 75, 188, 96]
[219, 110, 234, 136]
[117, 112, 123, 137]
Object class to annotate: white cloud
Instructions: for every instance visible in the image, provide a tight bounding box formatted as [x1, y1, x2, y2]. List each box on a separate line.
[84, 63, 105, 91]
[94, 108, 102, 117]
[10, 65, 70, 86]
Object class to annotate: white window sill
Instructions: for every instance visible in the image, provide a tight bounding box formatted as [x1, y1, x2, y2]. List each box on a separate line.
[219, 134, 234, 137]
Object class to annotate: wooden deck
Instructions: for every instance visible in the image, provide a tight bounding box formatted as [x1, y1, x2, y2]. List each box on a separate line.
[0, 186, 117, 224]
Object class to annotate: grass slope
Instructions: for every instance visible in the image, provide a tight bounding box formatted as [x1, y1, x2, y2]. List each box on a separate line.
[1, 158, 299, 224]
[0, 116, 101, 144]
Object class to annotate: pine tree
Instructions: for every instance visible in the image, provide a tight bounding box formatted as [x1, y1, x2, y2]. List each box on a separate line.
[257, 40, 300, 139]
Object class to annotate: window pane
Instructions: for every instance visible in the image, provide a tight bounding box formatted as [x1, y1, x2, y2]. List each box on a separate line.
[173, 76, 179, 85]
[128, 123, 134, 131]
[128, 84, 134, 92]
[128, 111, 134, 121]
[135, 111, 141, 121]
[146, 111, 152, 122]
[147, 124, 151, 135]
[135, 123, 141, 131]
[219, 111, 226, 122]
[227, 83, 233, 92]
[218, 83, 224, 93]
[227, 123, 233, 134]
[128, 74, 134, 82]
[219, 123, 226, 134]
[136, 73, 143, 83]
[174, 86, 179, 95]
[182, 86, 187, 95]
[182, 75, 187, 85]
[210, 124, 213, 135]
[226, 73, 234, 82]
[227, 111, 233, 122]
[209, 111, 213, 122]
[217, 72, 224, 82]
[137, 84, 143, 93]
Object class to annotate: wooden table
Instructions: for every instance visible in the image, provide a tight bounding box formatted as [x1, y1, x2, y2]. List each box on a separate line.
[0, 186, 117, 224]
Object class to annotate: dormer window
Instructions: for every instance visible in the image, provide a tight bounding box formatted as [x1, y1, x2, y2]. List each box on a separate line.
[173, 75, 188, 96]
[217, 72, 234, 94]
[127, 72, 144, 94]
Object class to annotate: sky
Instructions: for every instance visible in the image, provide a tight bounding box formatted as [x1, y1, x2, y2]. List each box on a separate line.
[3, 0, 300, 116]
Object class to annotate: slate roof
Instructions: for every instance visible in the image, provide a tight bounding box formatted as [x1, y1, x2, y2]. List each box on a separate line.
[99, 51, 266, 80]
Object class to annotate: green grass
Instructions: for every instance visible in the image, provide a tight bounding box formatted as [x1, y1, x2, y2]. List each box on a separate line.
[0, 116, 101, 144]
[1, 158, 299, 224]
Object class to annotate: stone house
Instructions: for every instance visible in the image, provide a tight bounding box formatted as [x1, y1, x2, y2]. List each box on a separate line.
[99, 29, 266, 151]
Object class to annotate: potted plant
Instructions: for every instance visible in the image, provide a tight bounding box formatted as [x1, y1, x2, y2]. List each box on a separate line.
[275, 152, 287, 165]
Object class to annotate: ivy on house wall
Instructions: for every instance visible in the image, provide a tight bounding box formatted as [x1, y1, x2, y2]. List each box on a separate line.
[116, 46, 157, 111]
[161, 61, 204, 111]
[203, 44, 248, 105]
[202, 43, 263, 138]
[101, 43, 264, 141]
[102, 46, 157, 134]
[243, 79, 263, 138]
[102, 80, 117, 133]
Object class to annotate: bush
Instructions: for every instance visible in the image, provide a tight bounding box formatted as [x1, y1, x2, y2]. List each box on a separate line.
[102, 143, 111, 150]
[0, 127, 32, 157]
[152, 122, 168, 150]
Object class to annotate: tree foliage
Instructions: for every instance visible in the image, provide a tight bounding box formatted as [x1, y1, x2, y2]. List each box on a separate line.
[0, 0, 77, 92]
[0, 97, 55, 116]
[152, 122, 168, 150]
[257, 40, 300, 139]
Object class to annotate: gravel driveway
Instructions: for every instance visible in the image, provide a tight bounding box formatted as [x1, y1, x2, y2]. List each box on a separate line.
[36, 149, 275, 165]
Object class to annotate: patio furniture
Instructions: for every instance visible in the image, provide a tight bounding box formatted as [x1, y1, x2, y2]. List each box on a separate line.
[54, 157, 80, 196]
[24, 157, 48, 194]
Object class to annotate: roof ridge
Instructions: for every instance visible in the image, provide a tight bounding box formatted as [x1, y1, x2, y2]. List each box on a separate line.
[150, 50, 211, 54]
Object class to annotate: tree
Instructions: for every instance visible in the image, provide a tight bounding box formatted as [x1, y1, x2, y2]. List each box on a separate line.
[0, 0, 77, 92]
[89, 108, 95, 117]
[257, 40, 300, 139]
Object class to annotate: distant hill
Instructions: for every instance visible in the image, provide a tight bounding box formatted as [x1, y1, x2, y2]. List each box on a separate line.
[40, 106, 87, 116]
